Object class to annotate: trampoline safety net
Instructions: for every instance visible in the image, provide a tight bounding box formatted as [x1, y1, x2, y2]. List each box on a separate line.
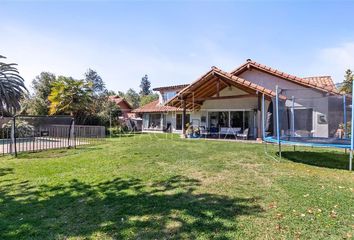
[265, 88, 352, 148]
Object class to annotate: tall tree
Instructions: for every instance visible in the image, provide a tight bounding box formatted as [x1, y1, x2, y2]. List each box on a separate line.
[124, 88, 140, 108]
[85, 69, 105, 95]
[32, 72, 56, 100]
[340, 69, 353, 94]
[48, 76, 92, 117]
[28, 72, 56, 115]
[0, 55, 28, 115]
[139, 74, 151, 96]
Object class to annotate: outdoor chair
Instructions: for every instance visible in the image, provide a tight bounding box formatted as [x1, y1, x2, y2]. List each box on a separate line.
[236, 128, 249, 140]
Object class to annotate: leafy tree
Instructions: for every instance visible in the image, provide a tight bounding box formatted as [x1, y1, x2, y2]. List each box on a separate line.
[97, 100, 122, 125]
[0, 55, 28, 115]
[24, 72, 56, 115]
[48, 76, 92, 117]
[32, 72, 56, 100]
[106, 90, 117, 96]
[124, 88, 140, 108]
[85, 69, 105, 95]
[140, 93, 159, 106]
[117, 91, 126, 98]
[339, 69, 353, 93]
[139, 74, 151, 96]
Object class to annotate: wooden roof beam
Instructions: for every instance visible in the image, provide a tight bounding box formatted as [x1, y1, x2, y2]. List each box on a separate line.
[194, 94, 255, 101]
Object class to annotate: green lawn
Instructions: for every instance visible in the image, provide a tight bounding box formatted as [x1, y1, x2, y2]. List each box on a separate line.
[0, 134, 353, 239]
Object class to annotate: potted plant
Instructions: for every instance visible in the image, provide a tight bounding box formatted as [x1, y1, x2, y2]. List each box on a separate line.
[193, 126, 200, 138]
[186, 124, 194, 138]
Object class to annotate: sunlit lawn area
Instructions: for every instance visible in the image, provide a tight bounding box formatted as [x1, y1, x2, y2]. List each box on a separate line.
[0, 134, 353, 239]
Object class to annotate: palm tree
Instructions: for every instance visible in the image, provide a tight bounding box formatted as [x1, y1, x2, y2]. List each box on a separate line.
[0, 55, 28, 115]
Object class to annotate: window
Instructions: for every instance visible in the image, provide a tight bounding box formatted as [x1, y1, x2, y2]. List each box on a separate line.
[230, 111, 243, 128]
[218, 112, 229, 128]
[176, 114, 190, 130]
[230, 111, 253, 131]
[208, 112, 229, 128]
[148, 114, 162, 130]
[162, 91, 177, 102]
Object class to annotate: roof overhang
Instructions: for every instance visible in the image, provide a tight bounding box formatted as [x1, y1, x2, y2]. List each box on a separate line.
[166, 66, 286, 111]
[231, 60, 339, 95]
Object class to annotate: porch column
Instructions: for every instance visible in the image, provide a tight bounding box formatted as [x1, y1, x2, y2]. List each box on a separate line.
[257, 94, 262, 141]
[182, 100, 187, 136]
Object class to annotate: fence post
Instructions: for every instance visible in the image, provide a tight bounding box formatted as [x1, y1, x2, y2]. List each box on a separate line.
[275, 85, 281, 159]
[350, 82, 354, 171]
[12, 117, 17, 157]
[68, 118, 74, 148]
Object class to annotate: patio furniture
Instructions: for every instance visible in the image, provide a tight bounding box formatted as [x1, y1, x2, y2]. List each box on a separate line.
[199, 126, 208, 135]
[236, 128, 249, 140]
[220, 127, 241, 135]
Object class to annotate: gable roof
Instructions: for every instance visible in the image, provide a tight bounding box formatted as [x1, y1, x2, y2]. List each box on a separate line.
[231, 59, 338, 94]
[132, 100, 184, 113]
[165, 66, 286, 110]
[109, 96, 133, 109]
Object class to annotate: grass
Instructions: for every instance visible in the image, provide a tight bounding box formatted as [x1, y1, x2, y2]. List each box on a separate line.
[0, 133, 353, 239]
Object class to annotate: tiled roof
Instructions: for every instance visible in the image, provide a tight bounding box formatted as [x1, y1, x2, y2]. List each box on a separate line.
[165, 66, 287, 110]
[132, 100, 183, 113]
[303, 76, 336, 91]
[211, 66, 285, 99]
[109, 96, 133, 109]
[153, 84, 190, 92]
[231, 59, 339, 94]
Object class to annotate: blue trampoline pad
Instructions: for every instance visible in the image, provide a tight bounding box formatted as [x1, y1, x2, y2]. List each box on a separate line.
[264, 136, 351, 149]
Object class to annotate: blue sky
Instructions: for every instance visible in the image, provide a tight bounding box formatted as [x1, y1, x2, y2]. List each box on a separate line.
[1, 1, 354, 92]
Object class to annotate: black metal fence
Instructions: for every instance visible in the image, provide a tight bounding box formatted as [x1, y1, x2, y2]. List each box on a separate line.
[0, 115, 105, 156]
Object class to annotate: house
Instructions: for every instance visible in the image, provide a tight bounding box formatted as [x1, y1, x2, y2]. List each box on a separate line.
[132, 59, 338, 139]
[109, 96, 134, 119]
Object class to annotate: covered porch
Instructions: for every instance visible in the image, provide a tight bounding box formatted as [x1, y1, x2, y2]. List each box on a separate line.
[166, 66, 281, 140]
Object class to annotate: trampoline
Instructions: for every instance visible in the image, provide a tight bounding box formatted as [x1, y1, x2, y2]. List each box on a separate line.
[262, 84, 354, 171]
[264, 136, 351, 149]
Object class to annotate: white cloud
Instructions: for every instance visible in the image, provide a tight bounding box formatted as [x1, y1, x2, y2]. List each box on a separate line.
[309, 42, 354, 83]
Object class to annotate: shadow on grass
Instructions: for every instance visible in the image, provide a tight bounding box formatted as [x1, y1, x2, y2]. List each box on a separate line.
[0, 168, 13, 177]
[281, 150, 350, 170]
[0, 175, 263, 239]
[15, 146, 104, 159]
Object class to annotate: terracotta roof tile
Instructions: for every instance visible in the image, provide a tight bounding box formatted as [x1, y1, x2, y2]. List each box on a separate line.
[231, 59, 339, 94]
[303, 76, 336, 91]
[109, 96, 133, 109]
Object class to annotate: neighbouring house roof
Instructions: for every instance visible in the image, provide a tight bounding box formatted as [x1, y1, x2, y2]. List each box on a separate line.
[132, 100, 184, 113]
[303, 76, 336, 91]
[165, 66, 286, 111]
[109, 96, 133, 110]
[231, 59, 339, 94]
[153, 84, 190, 92]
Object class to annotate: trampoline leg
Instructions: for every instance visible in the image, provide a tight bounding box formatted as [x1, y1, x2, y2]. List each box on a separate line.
[293, 145, 296, 152]
[278, 142, 282, 159]
[350, 151, 353, 171]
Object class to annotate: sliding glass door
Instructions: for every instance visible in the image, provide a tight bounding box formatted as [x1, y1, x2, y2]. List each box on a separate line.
[208, 110, 255, 135]
[176, 114, 190, 130]
[208, 112, 229, 129]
